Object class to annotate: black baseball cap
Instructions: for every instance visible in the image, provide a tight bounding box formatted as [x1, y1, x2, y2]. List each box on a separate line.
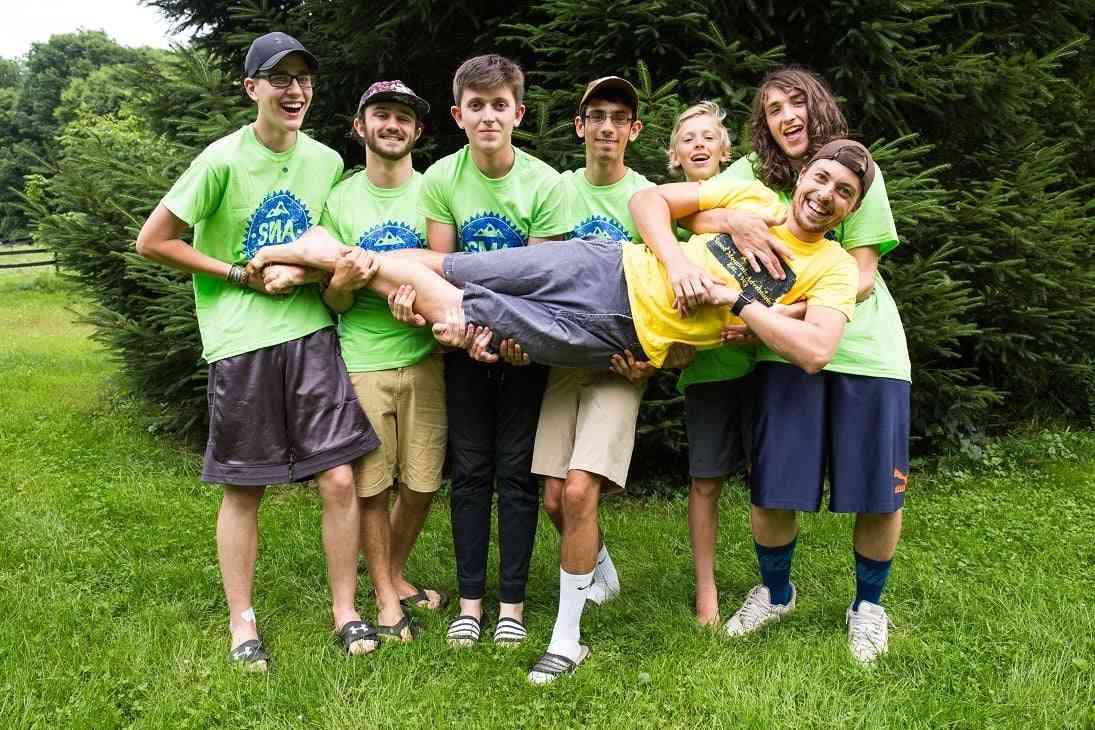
[244, 32, 318, 78]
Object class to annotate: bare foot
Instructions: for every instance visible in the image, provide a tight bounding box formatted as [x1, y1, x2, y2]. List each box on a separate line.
[696, 587, 720, 628]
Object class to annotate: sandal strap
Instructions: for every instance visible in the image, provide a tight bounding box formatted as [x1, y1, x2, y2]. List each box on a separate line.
[493, 617, 528, 643]
[228, 638, 269, 664]
[377, 612, 418, 639]
[447, 615, 481, 640]
[530, 651, 577, 675]
[337, 620, 378, 649]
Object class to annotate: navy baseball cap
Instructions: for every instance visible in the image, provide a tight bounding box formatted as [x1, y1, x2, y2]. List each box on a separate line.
[244, 32, 318, 78]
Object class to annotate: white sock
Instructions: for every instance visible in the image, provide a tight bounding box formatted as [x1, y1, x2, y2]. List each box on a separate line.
[546, 568, 593, 661]
[595, 545, 620, 591]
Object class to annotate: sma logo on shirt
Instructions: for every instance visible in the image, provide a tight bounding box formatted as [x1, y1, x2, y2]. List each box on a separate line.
[244, 191, 312, 259]
[356, 221, 425, 252]
[574, 214, 631, 242]
[459, 212, 525, 253]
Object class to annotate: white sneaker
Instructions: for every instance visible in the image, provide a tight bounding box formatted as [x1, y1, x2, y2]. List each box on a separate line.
[846, 600, 891, 664]
[585, 579, 619, 606]
[723, 583, 796, 637]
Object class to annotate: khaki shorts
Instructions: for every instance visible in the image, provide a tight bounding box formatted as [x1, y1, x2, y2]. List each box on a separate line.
[531, 367, 644, 492]
[350, 354, 447, 498]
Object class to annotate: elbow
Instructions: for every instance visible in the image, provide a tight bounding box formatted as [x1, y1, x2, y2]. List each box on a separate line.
[134, 234, 152, 258]
[800, 344, 836, 375]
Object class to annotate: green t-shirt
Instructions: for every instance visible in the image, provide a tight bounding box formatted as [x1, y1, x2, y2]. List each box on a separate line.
[319, 170, 435, 373]
[162, 125, 342, 363]
[719, 154, 912, 382]
[418, 145, 570, 251]
[562, 167, 653, 242]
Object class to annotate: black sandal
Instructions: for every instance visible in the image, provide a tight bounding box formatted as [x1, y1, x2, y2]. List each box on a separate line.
[400, 587, 451, 611]
[228, 638, 270, 672]
[376, 612, 418, 642]
[527, 646, 590, 685]
[336, 620, 379, 655]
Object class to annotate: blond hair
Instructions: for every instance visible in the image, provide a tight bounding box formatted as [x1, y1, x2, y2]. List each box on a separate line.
[666, 100, 732, 175]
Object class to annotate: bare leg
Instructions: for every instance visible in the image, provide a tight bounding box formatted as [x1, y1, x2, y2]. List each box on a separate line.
[359, 491, 406, 630]
[368, 255, 462, 322]
[853, 510, 902, 561]
[542, 476, 565, 533]
[389, 483, 441, 605]
[689, 476, 722, 626]
[314, 465, 365, 632]
[560, 471, 602, 574]
[751, 505, 798, 546]
[218, 485, 264, 652]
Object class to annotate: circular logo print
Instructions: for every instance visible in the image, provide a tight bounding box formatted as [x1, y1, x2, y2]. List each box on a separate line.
[459, 212, 525, 253]
[243, 191, 312, 259]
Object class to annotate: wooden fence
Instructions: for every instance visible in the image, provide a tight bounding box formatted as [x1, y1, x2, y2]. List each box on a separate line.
[0, 238, 56, 271]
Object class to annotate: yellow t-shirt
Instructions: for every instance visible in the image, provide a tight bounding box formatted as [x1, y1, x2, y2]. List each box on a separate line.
[621, 179, 859, 367]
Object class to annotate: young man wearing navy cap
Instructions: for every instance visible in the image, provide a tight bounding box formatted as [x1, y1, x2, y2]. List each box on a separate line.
[136, 32, 380, 669]
[318, 80, 449, 641]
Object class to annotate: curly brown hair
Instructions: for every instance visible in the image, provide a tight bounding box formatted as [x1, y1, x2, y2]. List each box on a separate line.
[748, 66, 848, 192]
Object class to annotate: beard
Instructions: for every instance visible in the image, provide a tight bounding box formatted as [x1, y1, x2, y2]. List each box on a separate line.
[365, 133, 415, 161]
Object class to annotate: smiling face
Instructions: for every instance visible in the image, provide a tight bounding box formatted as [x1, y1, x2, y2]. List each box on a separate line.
[356, 101, 420, 162]
[244, 53, 313, 135]
[763, 85, 810, 162]
[575, 98, 641, 167]
[671, 114, 728, 182]
[451, 85, 524, 156]
[790, 158, 862, 237]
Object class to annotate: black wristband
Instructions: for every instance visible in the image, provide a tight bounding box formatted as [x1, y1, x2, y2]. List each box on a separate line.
[731, 291, 754, 316]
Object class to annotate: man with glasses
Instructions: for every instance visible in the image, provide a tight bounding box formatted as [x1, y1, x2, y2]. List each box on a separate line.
[136, 32, 380, 670]
[530, 76, 655, 683]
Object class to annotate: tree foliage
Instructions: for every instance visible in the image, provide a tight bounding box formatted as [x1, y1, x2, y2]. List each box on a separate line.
[18, 0, 1095, 453]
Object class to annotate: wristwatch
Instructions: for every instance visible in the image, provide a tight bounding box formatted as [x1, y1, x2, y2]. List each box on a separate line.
[731, 291, 754, 316]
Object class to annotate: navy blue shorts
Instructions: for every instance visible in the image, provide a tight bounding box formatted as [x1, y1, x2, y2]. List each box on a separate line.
[751, 362, 910, 513]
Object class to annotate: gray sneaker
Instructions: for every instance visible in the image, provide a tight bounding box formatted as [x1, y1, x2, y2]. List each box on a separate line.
[723, 583, 796, 637]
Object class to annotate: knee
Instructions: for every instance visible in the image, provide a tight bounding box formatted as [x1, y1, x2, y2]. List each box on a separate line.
[317, 467, 357, 508]
[359, 491, 389, 515]
[562, 476, 599, 519]
[751, 505, 796, 533]
[222, 485, 264, 514]
[691, 477, 722, 500]
[542, 479, 563, 518]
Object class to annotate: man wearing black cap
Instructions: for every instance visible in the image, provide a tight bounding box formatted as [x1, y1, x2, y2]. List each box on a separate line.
[318, 81, 449, 641]
[136, 31, 381, 670]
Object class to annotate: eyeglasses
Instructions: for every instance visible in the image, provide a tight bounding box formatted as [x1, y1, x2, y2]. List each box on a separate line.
[583, 110, 634, 127]
[258, 72, 315, 89]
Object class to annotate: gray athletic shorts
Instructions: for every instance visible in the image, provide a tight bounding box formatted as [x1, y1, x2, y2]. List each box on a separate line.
[442, 239, 646, 369]
[202, 327, 381, 486]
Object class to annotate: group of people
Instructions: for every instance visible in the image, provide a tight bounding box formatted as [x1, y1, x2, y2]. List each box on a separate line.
[136, 30, 911, 683]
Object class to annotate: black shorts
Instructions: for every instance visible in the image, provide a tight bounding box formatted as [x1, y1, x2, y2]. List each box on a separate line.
[201, 327, 380, 486]
[751, 362, 910, 514]
[684, 374, 755, 479]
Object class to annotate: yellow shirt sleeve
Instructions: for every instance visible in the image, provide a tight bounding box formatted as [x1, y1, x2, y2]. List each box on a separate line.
[697, 178, 786, 221]
[805, 251, 859, 322]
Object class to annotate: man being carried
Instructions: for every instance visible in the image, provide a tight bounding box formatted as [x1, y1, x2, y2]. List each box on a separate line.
[250, 141, 874, 385]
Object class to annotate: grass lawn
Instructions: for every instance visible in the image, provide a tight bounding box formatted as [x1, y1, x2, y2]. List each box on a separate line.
[1, 276, 1092, 729]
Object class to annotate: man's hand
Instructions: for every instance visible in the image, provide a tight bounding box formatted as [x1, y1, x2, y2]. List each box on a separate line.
[609, 349, 655, 385]
[498, 339, 530, 366]
[330, 247, 379, 291]
[723, 209, 793, 279]
[666, 257, 717, 316]
[721, 301, 804, 345]
[468, 326, 500, 364]
[388, 284, 427, 326]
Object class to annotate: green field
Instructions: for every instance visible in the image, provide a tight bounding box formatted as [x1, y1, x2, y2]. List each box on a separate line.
[1, 275, 1092, 729]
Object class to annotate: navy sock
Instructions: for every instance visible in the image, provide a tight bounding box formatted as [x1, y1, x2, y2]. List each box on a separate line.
[755, 537, 796, 606]
[853, 551, 892, 610]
